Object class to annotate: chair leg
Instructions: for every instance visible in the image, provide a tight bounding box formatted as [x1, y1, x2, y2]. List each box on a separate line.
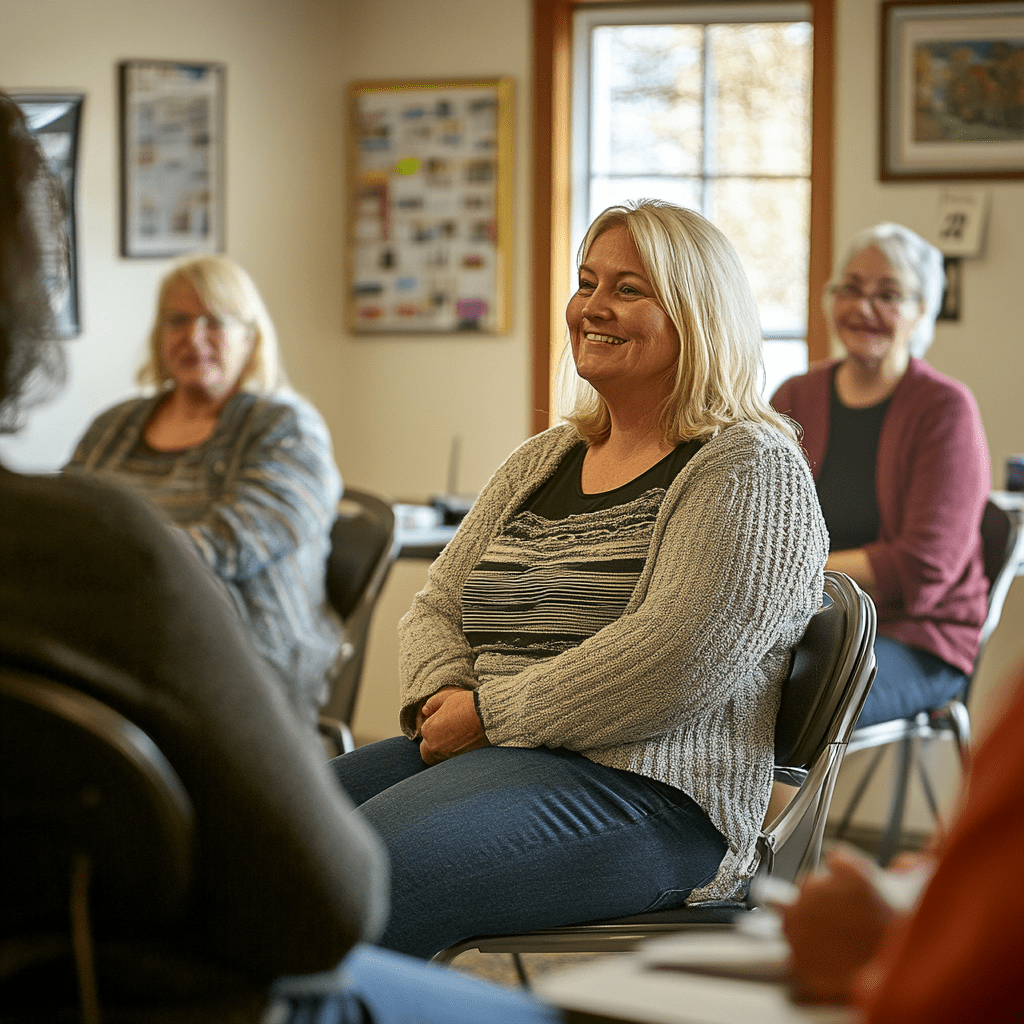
[70, 854, 100, 1024]
[834, 745, 887, 840]
[876, 735, 913, 867]
[511, 953, 531, 988]
[914, 741, 943, 825]
[947, 703, 971, 766]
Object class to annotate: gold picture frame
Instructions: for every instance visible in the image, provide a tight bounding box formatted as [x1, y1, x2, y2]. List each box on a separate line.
[347, 78, 514, 334]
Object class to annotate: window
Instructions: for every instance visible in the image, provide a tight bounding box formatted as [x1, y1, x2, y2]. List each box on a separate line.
[571, 3, 813, 397]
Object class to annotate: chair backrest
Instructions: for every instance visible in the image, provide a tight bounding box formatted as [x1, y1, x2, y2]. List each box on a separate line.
[321, 488, 398, 725]
[760, 571, 877, 882]
[978, 499, 1023, 654]
[0, 668, 195, 934]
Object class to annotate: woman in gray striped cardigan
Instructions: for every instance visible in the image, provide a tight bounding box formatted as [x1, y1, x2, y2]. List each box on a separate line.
[66, 255, 342, 729]
[331, 201, 828, 959]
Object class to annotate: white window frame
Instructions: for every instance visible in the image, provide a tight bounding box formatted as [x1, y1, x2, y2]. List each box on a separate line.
[570, 2, 813, 390]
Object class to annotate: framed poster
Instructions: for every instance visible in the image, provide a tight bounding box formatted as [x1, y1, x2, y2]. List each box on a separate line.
[347, 78, 514, 334]
[12, 92, 84, 337]
[881, 2, 1024, 180]
[119, 60, 225, 256]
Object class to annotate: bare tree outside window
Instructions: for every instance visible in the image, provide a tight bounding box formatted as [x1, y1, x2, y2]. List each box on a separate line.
[574, 5, 813, 395]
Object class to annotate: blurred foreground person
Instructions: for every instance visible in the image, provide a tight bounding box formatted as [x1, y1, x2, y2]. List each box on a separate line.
[0, 89, 561, 1024]
[782, 659, 1024, 1022]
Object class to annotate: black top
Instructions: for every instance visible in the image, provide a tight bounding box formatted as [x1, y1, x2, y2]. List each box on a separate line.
[523, 438, 704, 519]
[815, 367, 891, 552]
[461, 439, 703, 661]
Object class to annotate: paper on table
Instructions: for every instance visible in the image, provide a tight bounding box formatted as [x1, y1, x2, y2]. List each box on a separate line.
[637, 928, 791, 983]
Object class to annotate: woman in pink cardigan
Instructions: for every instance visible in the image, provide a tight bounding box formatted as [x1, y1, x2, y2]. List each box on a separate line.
[772, 223, 990, 728]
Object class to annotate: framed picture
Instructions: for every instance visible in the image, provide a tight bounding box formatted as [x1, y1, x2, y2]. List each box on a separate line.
[881, 2, 1024, 180]
[347, 78, 514, 334]
[12, 92, 84, 337]
[119, 60, 225, 257]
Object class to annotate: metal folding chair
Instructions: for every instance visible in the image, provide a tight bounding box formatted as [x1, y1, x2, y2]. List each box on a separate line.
[431, 571, 877, 982]
[318, 488, 399, 755]
[0, 669, 195, 1024]
[834, 498, 1023, 865]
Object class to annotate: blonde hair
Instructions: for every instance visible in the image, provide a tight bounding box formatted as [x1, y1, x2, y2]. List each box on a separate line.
[557, 200, 796, 445]
[825, 222, 945, 358]
[138, 254, 285, 392]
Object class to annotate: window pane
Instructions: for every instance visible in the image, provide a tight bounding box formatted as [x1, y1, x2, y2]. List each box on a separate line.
[591, 25, 704, 176]
[590, 175, 702, 218]
[707, 22, 812, 176]
[762, 339, 808, 399]
[708, 177, 810, 337]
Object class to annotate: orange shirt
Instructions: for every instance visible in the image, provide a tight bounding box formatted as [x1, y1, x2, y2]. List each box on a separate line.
[860, 663, 1024, 1023]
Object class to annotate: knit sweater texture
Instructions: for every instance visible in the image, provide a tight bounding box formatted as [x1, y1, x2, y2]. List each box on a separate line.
[65, 389, 342, 725]
[398, 420, 828, 902]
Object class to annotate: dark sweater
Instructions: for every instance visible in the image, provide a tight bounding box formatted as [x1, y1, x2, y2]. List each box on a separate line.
[0, 467, 387, 991]
[772, 357, 990, 675]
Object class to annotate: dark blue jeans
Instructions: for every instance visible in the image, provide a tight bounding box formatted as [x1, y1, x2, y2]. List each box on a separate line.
[856, 635, 968, 728]
[267, 945, 563, 1023]
[329, 740, 728, 959]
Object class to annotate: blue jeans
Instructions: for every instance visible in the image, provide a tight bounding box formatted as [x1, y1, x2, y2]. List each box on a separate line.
[267, 945, 563, 1023]
[329, 740, 728, 959]
[856, 635, 968, 728]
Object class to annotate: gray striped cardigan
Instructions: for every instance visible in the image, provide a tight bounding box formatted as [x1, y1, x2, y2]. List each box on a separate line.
[66, 389, 342, 727]
[398, 420, 828, 903]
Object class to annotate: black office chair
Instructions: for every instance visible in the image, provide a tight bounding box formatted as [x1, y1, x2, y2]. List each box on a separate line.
[0, 668, 195, 1024]
[431, 571, 877, 982]
[318, 487, 398, 755]
[834, 499, 1023, 865]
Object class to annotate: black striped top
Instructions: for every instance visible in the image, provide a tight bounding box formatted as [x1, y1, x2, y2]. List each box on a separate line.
[463, 440, 701, 678]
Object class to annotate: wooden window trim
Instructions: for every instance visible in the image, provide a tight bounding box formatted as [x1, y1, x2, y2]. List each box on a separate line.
[530, 0, 834, 435]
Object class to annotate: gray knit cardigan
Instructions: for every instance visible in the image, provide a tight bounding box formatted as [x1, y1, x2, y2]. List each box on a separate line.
[66, 389, 342, 727]
[398, 420, 828, 902]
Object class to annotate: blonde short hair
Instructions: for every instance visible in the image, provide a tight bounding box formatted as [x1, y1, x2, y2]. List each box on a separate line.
[557, 200, 796, 445]
[137, 254, 285, 393]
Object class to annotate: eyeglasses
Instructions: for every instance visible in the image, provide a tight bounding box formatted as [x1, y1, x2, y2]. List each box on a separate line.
[162, 312, 245, 334]
[828, 284, 918, 313]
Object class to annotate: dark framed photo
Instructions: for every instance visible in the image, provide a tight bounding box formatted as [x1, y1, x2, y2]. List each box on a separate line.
[881, 2, 1024, 180]
[119, 60, 225, 257]
[11, 92, 84, 337]
[347, 78, 514, 334]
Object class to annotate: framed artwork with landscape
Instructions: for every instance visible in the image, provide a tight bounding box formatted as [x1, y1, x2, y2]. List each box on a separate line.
[881, 1, 1024, 180]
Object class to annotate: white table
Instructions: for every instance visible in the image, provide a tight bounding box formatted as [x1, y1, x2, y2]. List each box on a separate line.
[535, 954, 859, 1024]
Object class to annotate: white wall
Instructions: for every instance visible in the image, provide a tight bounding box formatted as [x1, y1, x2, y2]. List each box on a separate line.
[1, 0, 355, 473]
[3, 1, 1021, 820]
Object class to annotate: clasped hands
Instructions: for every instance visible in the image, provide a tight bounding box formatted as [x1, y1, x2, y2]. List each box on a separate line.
[414, 685, 490, 766]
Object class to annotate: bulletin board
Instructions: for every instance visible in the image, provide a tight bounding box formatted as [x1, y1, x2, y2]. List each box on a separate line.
[347, 78, 514, 334]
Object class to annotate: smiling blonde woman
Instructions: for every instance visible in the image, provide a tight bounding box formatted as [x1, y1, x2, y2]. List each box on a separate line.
[65, 255, 343, 729]
[329, 199, 828, 960]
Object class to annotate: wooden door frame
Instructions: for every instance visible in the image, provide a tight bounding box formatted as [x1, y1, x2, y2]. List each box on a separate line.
[530, 0, 834, 435]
